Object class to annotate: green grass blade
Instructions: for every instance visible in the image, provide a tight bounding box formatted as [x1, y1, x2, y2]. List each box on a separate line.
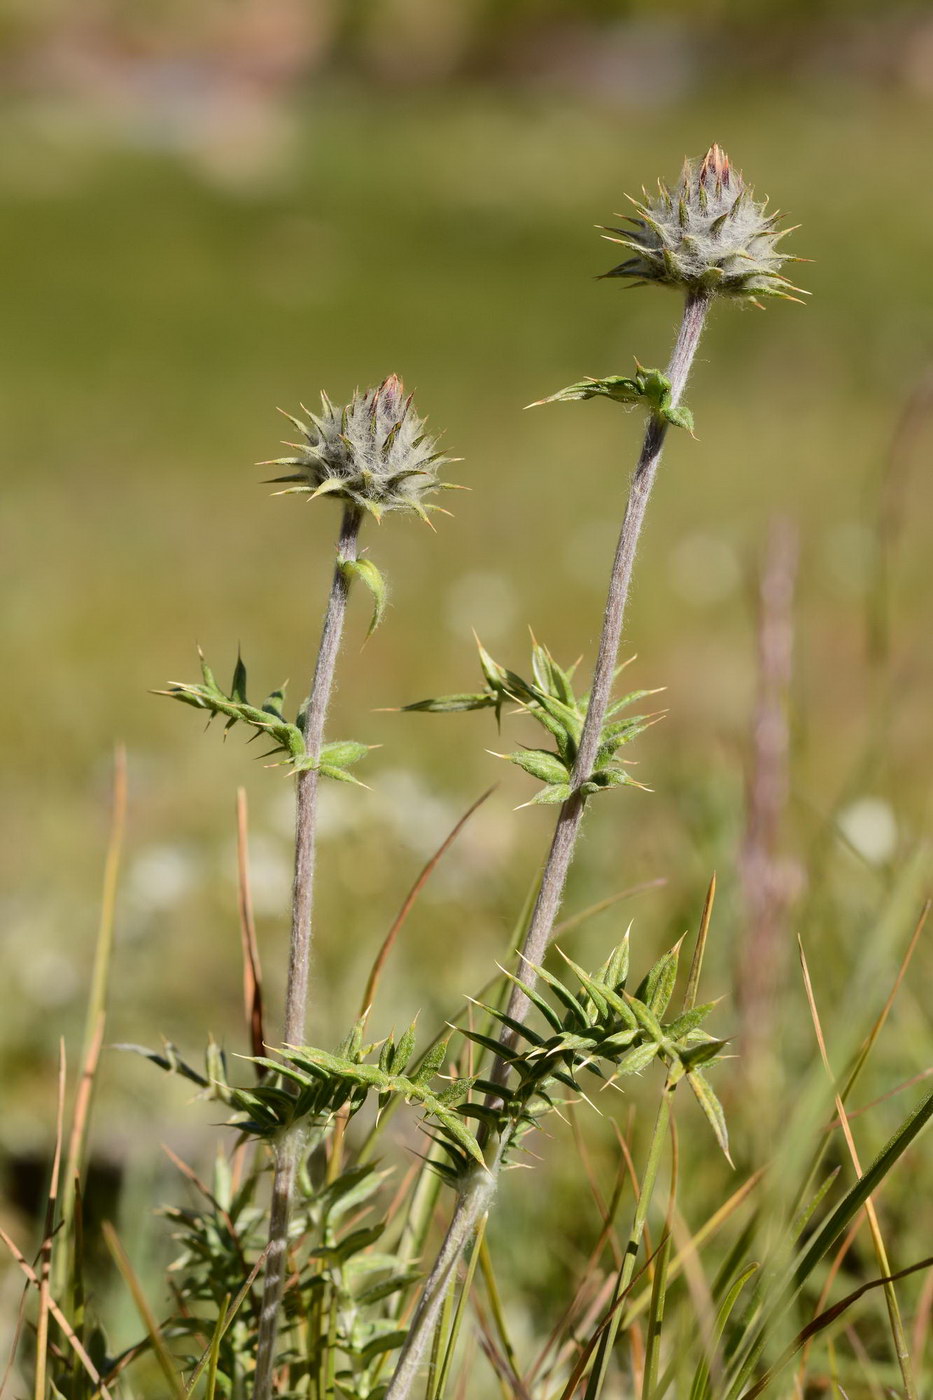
[689, 1262, 759, 1400]
[725, 1083, 933, 1397]
[183, 1248, 268, 1396]
[204, 1294, 228, 1400]
[642, 1233, 672, 1400]
[737, 1256, 933, 1400]
[103, 1221, 185, 1400]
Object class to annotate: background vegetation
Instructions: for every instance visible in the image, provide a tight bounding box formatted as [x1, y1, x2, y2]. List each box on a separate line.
[2, 0, 932, 1384]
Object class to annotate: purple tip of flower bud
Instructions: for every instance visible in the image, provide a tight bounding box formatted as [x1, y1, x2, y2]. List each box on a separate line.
[698, 143, 732, 193]
[377, 373, 405, 414]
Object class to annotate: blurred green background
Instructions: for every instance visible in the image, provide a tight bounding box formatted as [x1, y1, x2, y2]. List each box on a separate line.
[2, 0, 933, 1359]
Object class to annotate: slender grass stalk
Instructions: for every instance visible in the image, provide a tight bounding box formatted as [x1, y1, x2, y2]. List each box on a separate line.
[0, 1225, 116, 1400]
[102, 1221, 186, 1400]
[642, 1231, 672, 1400]
[253, 502, 362, 1400]
[35, 1044, 66, 1400]
[54, 745, 127, 1301]
[384, 293, 709, 1400]
[798, 939, 917, 1398]
[587, 908, 705, 1400]
[585, 1091, 674, 1400]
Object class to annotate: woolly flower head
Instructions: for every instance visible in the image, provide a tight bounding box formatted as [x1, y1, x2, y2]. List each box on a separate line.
[264, 375, 459, 523]
[601, 144, 806, 304]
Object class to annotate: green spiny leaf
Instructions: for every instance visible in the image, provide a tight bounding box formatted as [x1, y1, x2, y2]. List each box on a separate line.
[319, 740, 370, 768]
[522, 782, 572, 807]
[501, 970, 565, 1033]
[342, 556, 388, 639]
[502, 748, 569, 785]
[613, 1041, 661, 1076]
[318, 763, 370, 787]
[688, 1069, 732, 1164]
[413, 1038, 449, 1086]
[402, 692, 496, 714]
[637, 941, 682, 1019]
[677, 1037, 730, 1071]
[231, 651, 248, 703]
[624, 992, 667, 1045]
[390, 1021, 418, 1075]
[664, 1001, 718, 1043]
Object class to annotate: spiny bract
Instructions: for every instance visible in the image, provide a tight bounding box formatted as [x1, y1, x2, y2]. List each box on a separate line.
[262, 374, 459, 523]
[601, 143, 806, 304]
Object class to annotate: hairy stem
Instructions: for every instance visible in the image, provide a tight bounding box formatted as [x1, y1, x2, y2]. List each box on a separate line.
[384, 293, 710, 1400]
[253, 502, 363, 1400]
[500, 291, 710, 1043]
[383, 1166, 497, 1400]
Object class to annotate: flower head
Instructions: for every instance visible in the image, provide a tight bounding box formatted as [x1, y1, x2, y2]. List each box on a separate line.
[601, 144, 806, 304]
[263, 375, 459, 523]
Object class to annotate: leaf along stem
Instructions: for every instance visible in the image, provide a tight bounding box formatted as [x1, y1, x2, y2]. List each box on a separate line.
[253, 502, 363, 1400]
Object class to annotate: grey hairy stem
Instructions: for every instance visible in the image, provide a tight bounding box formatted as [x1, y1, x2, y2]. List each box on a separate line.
[496, 290, 710, 1058]
[383, 1166, 498, 1400]
[385, 293, 710, 1400]
[253, 502, 363, 1400]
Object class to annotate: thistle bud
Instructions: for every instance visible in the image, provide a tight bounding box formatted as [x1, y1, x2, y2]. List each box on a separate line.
[601, 144, 805, 304]
[263, 375, 459, 523]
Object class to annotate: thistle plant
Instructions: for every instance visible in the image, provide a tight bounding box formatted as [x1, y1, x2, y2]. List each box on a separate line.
[382, 144, 806, 1400]
[160, 374, 458, 1400]
[497, 142, 805, 1033]
[15, 138, 933, 1400]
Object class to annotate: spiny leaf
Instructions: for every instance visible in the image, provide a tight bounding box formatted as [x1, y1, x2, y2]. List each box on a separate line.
[501, 748, 569, 785]
[402, 692, 496, 714]
[230, 652, 248, 703]
[525, 961, 588, 1022]
[521, 782, 572, 807]
[624, 992, 667, 1046]
[317, 763, 370, 787]
[413, 1038, 449, 1085]
[527, 365, 694, 431]
[636, 940, 682, 1019]
[688, 1069, 733, 1164]
[390, 1021, 418, 1075]
[664, 1001, 718, 1043]
[157, 651, 304, 766]
[598, 930, 631, 991]
[677, 1037, 730, 1071]
[342, 556, 388, 639]
[614, 1041, 661, 1076]
[319, 740, 371, 768]
[500, 969, 565, 1033]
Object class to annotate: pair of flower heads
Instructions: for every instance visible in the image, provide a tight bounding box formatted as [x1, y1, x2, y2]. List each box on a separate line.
[261, 145, 805, 524]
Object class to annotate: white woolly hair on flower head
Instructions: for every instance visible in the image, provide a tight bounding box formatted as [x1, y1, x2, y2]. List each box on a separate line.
[600, 143, 807, 306]
[261, 374, 461, 524]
